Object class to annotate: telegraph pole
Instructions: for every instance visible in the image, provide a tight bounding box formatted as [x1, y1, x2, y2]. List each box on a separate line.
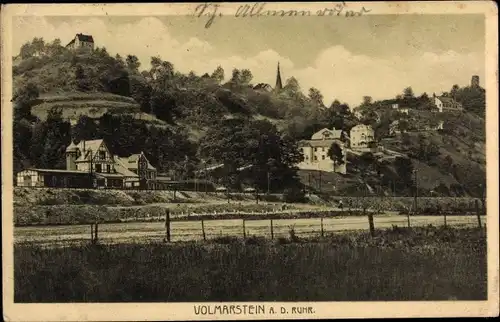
[89, 150, 93, 188]
[319, 170, 322, 193]
[308, 173, 311, 195]
[267, 171, 270, 195]
[413, 168, 418, 214]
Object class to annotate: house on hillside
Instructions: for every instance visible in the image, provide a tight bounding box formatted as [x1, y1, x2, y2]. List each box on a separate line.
[296, 128, 347, 174]
[350, 124, 376, 152]
[391, 103, 409, 115]
[311, 127, 345, 141]
[253, 83, 273, 92]
[432, 94, 463, 113]
[66, 33, 95, 51]
[115, 152, 157, 188]
[17, 139, 158, 189]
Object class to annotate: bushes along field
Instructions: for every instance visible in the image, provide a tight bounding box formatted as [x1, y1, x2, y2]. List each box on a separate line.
[14, 226, 486, 302]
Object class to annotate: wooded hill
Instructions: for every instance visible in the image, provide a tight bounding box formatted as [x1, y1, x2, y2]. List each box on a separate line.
[12, 38, 486, 198]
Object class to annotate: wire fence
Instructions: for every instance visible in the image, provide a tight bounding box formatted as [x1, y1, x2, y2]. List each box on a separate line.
[15, 207, 487, 247]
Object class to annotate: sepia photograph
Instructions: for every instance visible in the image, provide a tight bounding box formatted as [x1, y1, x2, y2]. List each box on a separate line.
[1, 1, 498, 320]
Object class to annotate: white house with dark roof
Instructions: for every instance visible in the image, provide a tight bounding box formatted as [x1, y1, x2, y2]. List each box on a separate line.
[66, 33, 95, 51]
[296, 128, 347, 174]
[432, 94, 463, 113]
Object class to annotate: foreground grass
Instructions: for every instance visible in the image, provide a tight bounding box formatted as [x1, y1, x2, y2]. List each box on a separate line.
[14, 226, 486, 302]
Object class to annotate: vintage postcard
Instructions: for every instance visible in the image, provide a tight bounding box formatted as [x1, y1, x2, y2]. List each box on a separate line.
[1, 1, 499, 320]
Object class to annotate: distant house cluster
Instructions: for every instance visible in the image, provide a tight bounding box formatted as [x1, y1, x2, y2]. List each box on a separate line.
[66, 33, 95, 51]
[391, 103, 409, 115]
[296, 124, 378, 174]
[16, 139, 170, 189]
[432, 94, 463, 113]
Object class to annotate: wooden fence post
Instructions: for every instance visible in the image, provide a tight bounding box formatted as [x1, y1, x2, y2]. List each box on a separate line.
[270, 219, 274, 240]
[443, 212, 447, 228]
[201, 219, 206, 241]
[368, 212, 375, 237]
[243, 219, 246, 239]
[94, 221, 99, 243]
[320, 217, 324, 237]
[475, 199, 482, 229]
[165, 209, 171, 242]
[90, 224, 94, 243]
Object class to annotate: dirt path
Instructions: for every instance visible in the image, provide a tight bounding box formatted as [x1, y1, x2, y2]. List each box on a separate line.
[15, 215, 485, 247]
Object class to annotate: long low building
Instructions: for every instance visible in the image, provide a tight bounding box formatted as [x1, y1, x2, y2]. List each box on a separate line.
[16, 168, 93, 188]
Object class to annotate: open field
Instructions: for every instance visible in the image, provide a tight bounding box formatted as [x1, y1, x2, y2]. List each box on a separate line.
[14, 226, 487, 302]
[14, 215, 485, 247]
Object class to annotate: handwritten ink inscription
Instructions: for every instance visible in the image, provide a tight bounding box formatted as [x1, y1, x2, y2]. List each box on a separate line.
[193, 2, 372, 28]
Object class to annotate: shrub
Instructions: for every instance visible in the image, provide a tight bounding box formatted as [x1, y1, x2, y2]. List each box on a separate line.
[283, 187, 306, 203]
[288, 225, 300, 243]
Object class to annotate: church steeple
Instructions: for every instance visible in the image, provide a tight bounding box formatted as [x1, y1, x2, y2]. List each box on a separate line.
[275, 62, 283, 90]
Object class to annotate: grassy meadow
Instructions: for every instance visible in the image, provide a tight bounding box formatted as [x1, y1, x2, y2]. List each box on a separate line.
[15, 226, 487, 302]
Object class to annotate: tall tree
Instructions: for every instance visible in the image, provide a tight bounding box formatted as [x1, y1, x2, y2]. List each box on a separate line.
[40, 108, 72, 169]
[450, 84, 460, 99]
[284, 77, 300, 95]
[211, 65, 225, 83]
[230, 69, 241, 84]
[394, 156, 414, 187]
[13, 82, 39, 120]
[308, 87, 324, 107]
[328, 142, 344, 172]
[125, 55, 141, 73]
[240, 69, 253, 85]
[72, 115, 99, 142]
[403, 86, 415, 99]
[362, 96, 373, 106]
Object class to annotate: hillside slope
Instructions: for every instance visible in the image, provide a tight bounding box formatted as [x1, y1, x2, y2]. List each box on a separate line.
[12, 40, 486, 197]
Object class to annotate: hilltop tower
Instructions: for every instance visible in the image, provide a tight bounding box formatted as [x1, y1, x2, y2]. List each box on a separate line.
[471, 75, 480, 88]
[275, 62, 283, 90]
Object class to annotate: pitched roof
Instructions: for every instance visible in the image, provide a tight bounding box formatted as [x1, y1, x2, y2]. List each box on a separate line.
[114, 157, 140, 178]
[253, 83, 273, 91]
[436, 96, 458, 104]
[115, 152, 156, 170]
[350, 124, 374, 131]
[76, 33, 94, 42]
[299, 139, 344, 148]
[66, 33, 94, 47]
[74, 139, 104, 162]
[311, 128, 343, 140]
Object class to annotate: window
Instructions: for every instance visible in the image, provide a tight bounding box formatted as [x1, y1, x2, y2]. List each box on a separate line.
[106, 165, 111, 173]
[313, 156, 317, 161]
[314, 147, 318, 152]
[95, 164, 102, 173]
[99, 151, 106, 160]
[322, 155, 326, 160]
[305, 156, 309, 160]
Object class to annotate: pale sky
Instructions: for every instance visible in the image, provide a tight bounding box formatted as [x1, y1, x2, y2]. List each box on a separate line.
[13, 14, 485, 107]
